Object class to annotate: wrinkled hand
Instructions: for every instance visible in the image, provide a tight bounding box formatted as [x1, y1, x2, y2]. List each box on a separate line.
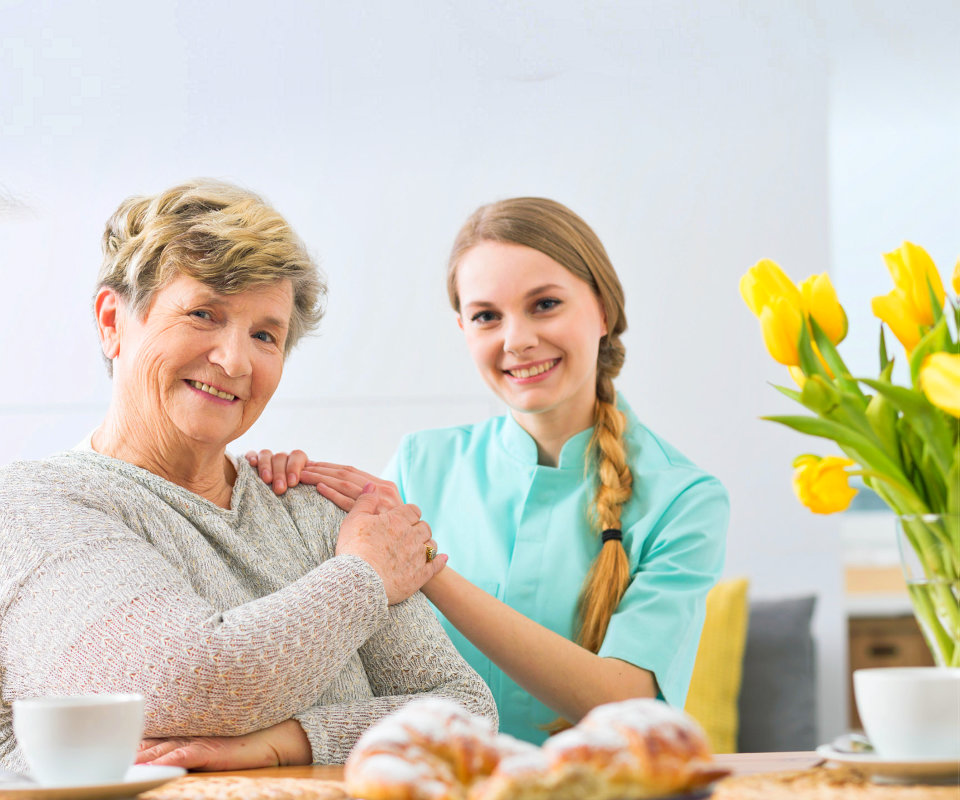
[337, 485, 446, 604]
[136, 719, 311, 771]
[245, 450, 401, 513]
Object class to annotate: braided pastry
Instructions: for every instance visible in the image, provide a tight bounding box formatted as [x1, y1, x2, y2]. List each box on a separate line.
[344, 698, 536, 800]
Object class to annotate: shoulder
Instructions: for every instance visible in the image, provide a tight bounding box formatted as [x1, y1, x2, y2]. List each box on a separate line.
[233, 459, 346, 549]
[394, 417, 504, 464]
[0, 451, 123, 508]
[618, 400, 729, 512]
[0, 452, 150, 573]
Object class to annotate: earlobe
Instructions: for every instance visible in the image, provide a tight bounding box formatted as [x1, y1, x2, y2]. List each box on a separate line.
[457, 315, 464, 331]
[95, 287, 122, 360]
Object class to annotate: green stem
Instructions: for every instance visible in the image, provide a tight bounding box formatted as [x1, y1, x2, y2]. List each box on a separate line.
[909, 582, 957, 666]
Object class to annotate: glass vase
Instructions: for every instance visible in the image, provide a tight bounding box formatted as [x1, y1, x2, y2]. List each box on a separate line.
[897, 514, 960, 667]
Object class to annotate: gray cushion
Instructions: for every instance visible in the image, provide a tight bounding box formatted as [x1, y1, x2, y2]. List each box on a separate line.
[736, 595, 817, 752]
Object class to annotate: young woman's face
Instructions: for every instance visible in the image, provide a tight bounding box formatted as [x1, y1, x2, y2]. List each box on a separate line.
[456, 241, 608, 427]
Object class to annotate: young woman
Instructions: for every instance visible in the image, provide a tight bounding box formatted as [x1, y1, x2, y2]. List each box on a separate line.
[250, 198, 729, 744]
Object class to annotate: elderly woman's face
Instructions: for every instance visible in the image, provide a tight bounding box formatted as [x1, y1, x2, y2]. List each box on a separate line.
[113, 274, 293, 450]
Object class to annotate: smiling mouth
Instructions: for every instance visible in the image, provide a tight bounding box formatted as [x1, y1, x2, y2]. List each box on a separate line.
[186, 380, 237, 401]
[505, 359, 559, 379]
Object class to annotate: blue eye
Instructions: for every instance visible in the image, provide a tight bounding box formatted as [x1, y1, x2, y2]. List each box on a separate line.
[535, 298, 561, 312]
[190, 309, 212, 320]
[471, 311, 498, 324]
[253, 331, 275, 343]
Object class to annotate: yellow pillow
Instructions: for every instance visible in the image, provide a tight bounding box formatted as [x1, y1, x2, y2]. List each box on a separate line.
[684, 577, 750, 753]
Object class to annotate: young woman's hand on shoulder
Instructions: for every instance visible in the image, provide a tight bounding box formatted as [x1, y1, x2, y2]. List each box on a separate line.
[246, 450, 401, 513]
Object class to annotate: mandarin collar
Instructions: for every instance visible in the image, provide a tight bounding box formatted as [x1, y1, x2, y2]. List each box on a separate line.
[500, 413, 594, 470]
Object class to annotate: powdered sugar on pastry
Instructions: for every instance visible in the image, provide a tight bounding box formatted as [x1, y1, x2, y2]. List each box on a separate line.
[345, 697, 727, 800]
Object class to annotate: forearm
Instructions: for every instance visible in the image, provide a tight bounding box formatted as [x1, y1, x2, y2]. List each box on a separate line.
[359, 591, 497, 723]
[422, 568, 656, 722]
[294, 696, 435, 764]
[6, 539, 389, 736]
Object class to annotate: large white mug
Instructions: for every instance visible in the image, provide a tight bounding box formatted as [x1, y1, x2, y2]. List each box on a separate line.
[12, 694, 145, 786]
[853, 667, 960, 760]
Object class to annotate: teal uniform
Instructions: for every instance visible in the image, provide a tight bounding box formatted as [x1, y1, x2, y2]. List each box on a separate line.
[384, 397, 729, 744]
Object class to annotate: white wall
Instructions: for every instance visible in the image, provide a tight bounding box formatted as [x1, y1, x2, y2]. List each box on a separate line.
[4, 0, 952, 744]
[824, 0, 960, 380]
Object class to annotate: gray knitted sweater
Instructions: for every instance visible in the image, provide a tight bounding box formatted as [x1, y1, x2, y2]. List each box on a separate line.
[0, 450, 495, 770]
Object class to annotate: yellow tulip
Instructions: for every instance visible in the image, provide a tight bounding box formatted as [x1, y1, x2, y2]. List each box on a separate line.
[759, 297, 803, 366]
[872, 242, 946, 351]
[799, 272, 847, 345]
[953, 258, 959, 296]
[871, 289, 925, 351]
[740, 259, 802, 318]
[792, 455, 858, 514]
[919, 353, 960, 418]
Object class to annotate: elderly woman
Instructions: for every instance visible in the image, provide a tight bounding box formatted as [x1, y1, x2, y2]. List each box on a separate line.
[0, 179, 495, 773]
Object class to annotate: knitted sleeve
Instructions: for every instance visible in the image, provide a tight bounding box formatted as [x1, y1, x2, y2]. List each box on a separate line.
[0, 503, 388, 739]
[293, 590, 498, 763]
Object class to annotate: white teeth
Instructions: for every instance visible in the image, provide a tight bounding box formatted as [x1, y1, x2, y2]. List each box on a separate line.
[509, 360, 557, 378]
[189, 380, 235, 401]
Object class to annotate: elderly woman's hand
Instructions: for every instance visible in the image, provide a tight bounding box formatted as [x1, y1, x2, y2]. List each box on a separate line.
[136, 719, 311, 770]
[336, 485, 445, 605]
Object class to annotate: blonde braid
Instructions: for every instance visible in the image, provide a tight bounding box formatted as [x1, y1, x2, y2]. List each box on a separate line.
[576, 371, 633, 654]
[447, 197, 633, 732]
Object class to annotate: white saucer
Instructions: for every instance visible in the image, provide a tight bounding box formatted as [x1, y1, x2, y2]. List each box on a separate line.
[817, 744, 960, 783]
[0, 764, 186, 798]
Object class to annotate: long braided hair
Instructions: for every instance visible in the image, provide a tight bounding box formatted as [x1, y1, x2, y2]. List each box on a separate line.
[447, 197, 632, 655]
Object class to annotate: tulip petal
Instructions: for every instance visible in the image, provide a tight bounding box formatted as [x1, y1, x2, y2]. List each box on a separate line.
[792, 455, 857, 514]
[739, 271, 764, 317]
[901, 242, 945, 323]
[872, 289, 923, 351]
[952, 258, 960, 296]
[801, 273, 847, 345]
[760, 299, 802, 366]
[788, 365, 807, 388]
[920, 353, 960, 417]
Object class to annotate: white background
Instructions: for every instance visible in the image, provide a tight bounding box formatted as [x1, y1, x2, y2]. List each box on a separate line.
[2, 0, 958, 743]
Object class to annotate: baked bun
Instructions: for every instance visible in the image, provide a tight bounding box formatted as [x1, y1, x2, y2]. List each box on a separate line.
[473, 699, 728, 800]
[344, 698, 536, 800]
[346, 697, 727, 800]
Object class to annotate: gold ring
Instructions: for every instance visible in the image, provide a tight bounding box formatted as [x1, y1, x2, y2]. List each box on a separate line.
[426, 544, 437, 563]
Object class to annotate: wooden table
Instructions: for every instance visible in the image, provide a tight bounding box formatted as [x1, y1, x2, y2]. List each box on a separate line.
[200, 750, 823, 781]
[163, 753, 960, 799]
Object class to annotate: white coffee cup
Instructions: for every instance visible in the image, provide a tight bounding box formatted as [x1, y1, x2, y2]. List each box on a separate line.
[12, 694, 145, 786]
[853, 667, 960, 760]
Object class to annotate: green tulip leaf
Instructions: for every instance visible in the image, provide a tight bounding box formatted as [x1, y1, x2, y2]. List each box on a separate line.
[770, 383, 803, 404]
[761, 414, 908, 485]
[879, 326, 890, 372]
[948, 456, 960, 516]
[797, 323, 830, 381]
[809, 317, 865, 402]
[858, 378, 954, 480]
[909, 314, 950, 385]
[865, 392, 901, 466]
[927, 274, 944, 325]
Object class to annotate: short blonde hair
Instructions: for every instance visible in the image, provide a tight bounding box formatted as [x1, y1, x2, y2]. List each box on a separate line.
[98, 179, 325, 359]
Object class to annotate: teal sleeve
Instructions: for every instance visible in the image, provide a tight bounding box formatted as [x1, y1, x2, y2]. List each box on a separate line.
[597, 476, 729, 709]
[381, 437, 408, 503]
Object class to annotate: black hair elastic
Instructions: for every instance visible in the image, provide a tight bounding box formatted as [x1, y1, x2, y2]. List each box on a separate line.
[601, 528, 623, 543]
